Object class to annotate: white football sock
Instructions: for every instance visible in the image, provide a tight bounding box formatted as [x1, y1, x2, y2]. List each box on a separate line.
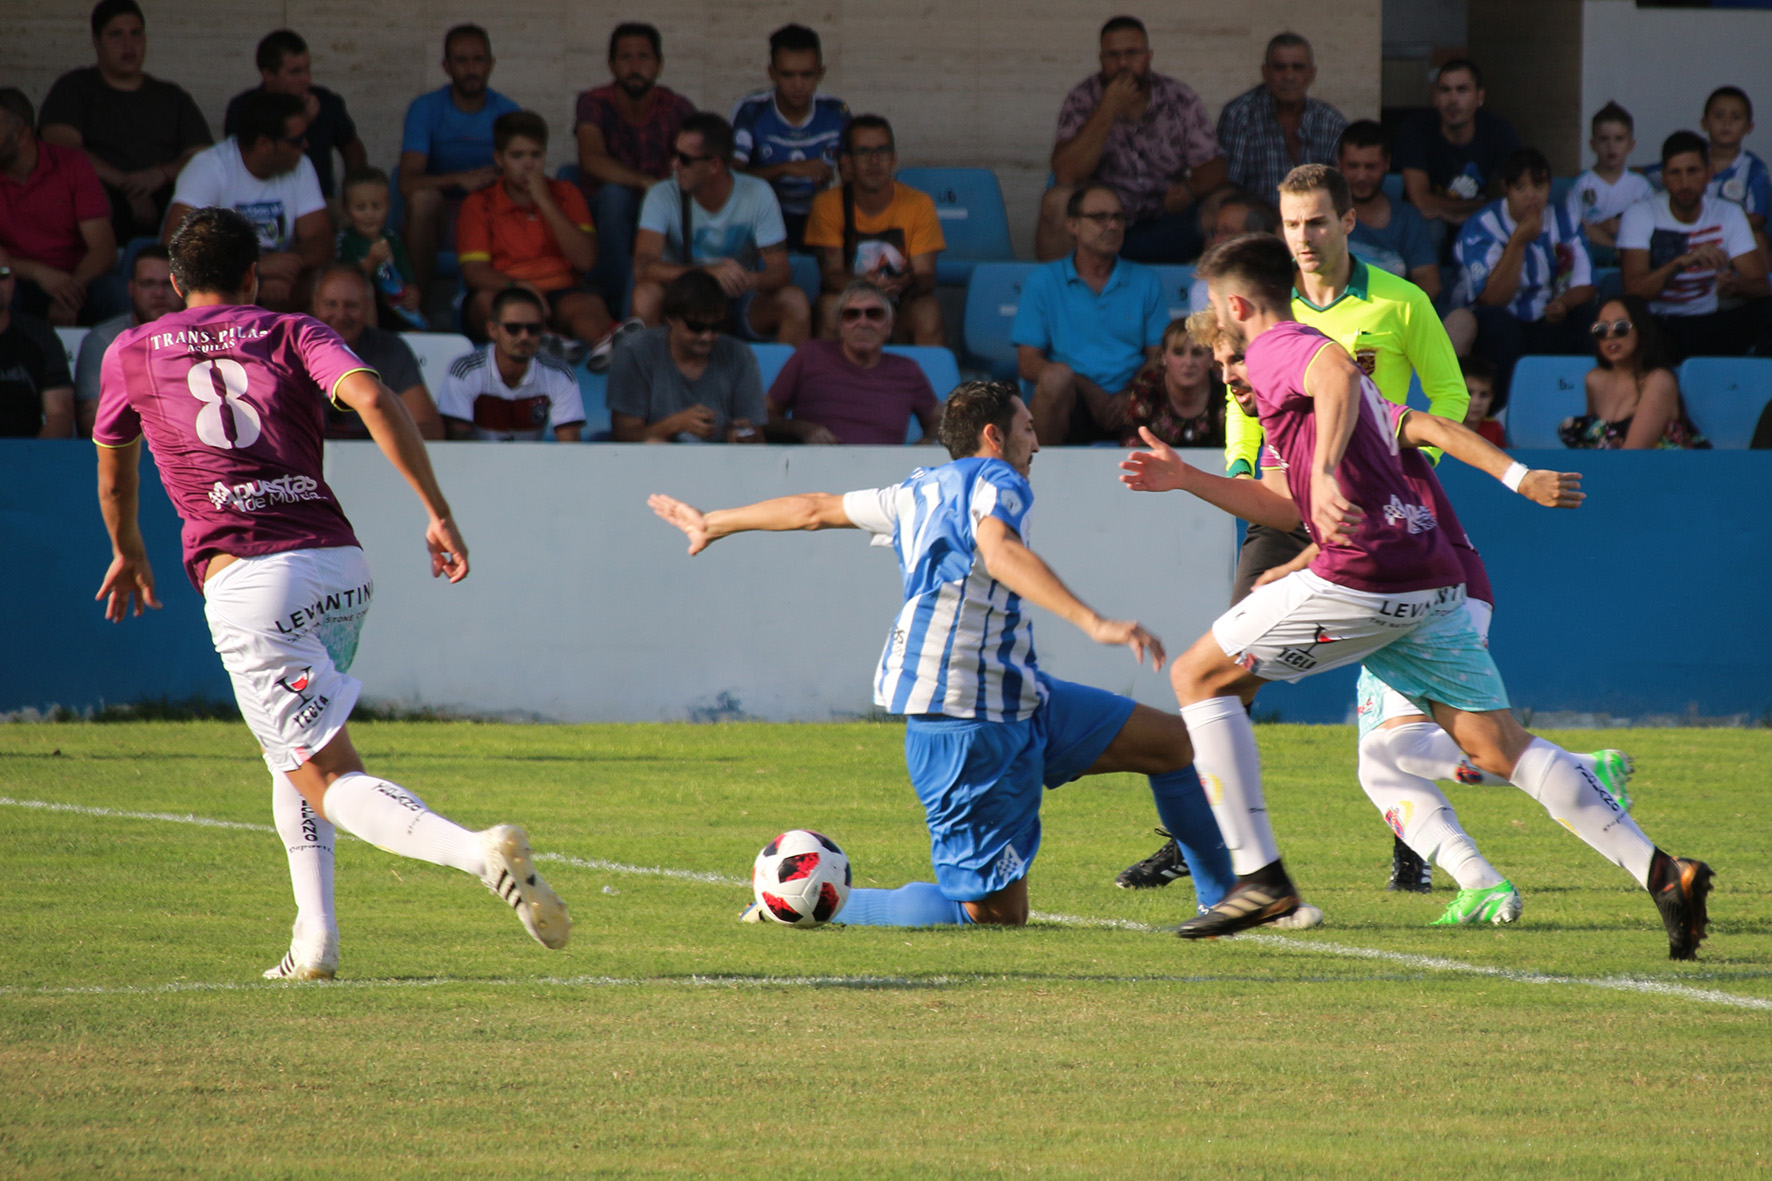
[1510, 737, 1654, 886]
[1359, 726, 1503, 890]
[271, 770, 336, 947]
[1397, 725, 1600, 787]
[321, 772, 486, 876]
[1179, 696, 1279, 875]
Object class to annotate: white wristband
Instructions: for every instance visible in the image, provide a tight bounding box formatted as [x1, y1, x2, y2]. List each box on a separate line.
[1501, 462, 1529, 492]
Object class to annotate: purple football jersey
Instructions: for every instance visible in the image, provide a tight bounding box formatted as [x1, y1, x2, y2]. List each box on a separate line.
[1388, 403, 1494, 607]
[93, 304, 372, 590]
[1244, 321, 1463, 594]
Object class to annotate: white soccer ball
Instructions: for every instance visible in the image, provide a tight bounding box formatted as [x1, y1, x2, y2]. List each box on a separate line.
[751, 830, 851, 926]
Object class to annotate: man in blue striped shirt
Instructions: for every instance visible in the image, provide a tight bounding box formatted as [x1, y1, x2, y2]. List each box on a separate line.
[649, 380, 1238, 927]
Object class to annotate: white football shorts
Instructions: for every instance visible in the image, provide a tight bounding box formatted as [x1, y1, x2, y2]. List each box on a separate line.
[203, 545, 373, 772]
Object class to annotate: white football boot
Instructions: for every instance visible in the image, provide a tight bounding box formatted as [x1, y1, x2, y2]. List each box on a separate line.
[480, 825, 572, 950]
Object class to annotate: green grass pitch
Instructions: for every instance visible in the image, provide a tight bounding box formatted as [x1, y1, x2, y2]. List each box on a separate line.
[3, 721, 1768, 1178]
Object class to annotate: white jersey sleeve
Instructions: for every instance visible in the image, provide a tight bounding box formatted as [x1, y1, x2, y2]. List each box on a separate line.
[842, 485, 901, 546]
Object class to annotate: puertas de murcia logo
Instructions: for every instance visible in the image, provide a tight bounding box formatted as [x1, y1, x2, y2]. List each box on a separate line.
[209, 472, 326, 512]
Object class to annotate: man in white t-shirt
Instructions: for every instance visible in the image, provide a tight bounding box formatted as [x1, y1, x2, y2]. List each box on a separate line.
[437, 286, 585, 440]
[1566, 102, 1652, 258]
[164, 90, 330, 311]
[1620, 131, 1768, 358]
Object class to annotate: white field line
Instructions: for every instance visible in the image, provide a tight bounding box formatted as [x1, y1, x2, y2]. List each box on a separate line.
[3, 797, 1765, 1012]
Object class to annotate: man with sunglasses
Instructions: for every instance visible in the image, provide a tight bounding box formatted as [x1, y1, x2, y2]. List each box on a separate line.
[1216, 33, 1347, 206]
[437, 287, 585, 441]
[609, 270, 764, 443]
[164, 91, 331, 312]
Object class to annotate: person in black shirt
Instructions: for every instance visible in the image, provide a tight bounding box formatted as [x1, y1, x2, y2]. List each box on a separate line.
[0, 247, 75, 437]
[1394, 59, 1520, 243]
[224, 29, 367, 200]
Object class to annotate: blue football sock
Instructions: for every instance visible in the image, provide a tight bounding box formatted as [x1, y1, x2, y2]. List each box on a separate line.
[836, 881, 972, 927]
[1150, 766, 1236, 909]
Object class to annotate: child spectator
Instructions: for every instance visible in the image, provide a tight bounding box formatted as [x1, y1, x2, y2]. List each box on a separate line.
[1119, 318, 1224, 448]
[1459, 355, 1506, 446]
[1562, 294, 1706, 450]
[1566, 102, 1652, 261]
[731, 24, 850, 252]
[1701, 86, 1768, 233]
[336, 166, 425, 330]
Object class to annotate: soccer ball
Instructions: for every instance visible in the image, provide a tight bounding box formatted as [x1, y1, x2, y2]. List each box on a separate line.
[751, 830, 851, 926]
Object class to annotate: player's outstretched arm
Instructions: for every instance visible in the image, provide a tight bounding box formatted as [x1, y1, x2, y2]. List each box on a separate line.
[1300, 346, 1368, 540]
[974, 516, 1164, 670]
[648, 492, 854, 556]
[1120, 427, 1302, 529]
[94, 438, 163, 621]
[336, 371, 469, 582]
[1398, 409, 1584, 509]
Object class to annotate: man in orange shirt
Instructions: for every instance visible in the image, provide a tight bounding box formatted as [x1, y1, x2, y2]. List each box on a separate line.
[457, 111, 639, 370]
[804, 116, 946, 345]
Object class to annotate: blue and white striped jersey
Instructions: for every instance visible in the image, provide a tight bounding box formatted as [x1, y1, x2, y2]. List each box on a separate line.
[1453, 198, 1593, 321]
[842, 457, 1043, 721]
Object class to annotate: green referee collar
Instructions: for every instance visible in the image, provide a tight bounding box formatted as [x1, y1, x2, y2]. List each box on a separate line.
[1291, 255, 1371, 312]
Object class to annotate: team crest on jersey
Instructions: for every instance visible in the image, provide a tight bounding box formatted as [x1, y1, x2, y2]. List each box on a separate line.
[1581, 187, 1597, 208]
[1353, 347, 1377, 376]
[1723, 175, 1747, 202]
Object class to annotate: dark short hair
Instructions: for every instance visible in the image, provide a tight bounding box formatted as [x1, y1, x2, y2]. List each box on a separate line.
[1705, 85, 1753, 123]
[1594, 293, 1672, 374]
[769, 23, 821, 61]
[493, 110, 548, 153]
[1065, 181, 1122, 218]
[0, 88, 33, 127]
[444, 23, 489, 57]
[233, 90, 307, 148]
[678, 112, 734, 163]
[1218, 191, 1280, 234]
[1100, 15, 1147, 40]
[256, 29, 307, 73]
[1265, 32, 1312, 62]
[1337, 119, 1388, 157]
[129, 242, 170, 279]
[1458, 354, 1495, 383]
[1661, 130, 1710, 169]
[1436, 58, 1484, 89]
[1501, 147, 1552, 190]
[939, 380, 1020, 460]
[663, 270, 729, 322]
[1591, 100, 1633, 135]
[169, 207, 260, 296]
[90, 0, 142, 37]
[1197, 232, 1294, 311]
[608, 22, 662, 61]
[489, 286, 544, 322]
[341, 164, 391, 197]
[842, 114, 894, 155]
[312, 260, 371, 299]
[1277, 163, 1351, 217]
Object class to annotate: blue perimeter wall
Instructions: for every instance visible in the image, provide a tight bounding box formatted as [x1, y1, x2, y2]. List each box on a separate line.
[3, 440, 1768, 723]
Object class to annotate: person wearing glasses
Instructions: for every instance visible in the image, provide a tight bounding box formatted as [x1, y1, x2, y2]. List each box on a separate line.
[608, 270, 765, 443]
[1013, 182, 1167, 445]
[437, 286, 585, 442]
[765, 279, 940, 445]
[803, 116, 946, 345]
[163, 91, 331, 312]
[1561, 294, 1706, 450]
[1216, 33, 1347, 206]
[631, 113, 811, 345]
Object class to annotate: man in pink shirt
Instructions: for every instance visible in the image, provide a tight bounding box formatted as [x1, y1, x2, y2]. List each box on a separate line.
[0, 88, 120, 326]
[93, 206, 570, 980]
[1123, 232, 1714, 959]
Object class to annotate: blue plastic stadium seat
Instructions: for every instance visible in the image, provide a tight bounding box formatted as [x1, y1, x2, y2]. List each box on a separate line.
[884, 344, 962, 442]
[961, 261, 1039, 380]
[789, 254, 823, 311]
[1506, 356, 1593, 448]
[749, 342, 796, 392]
[1150, 264, 1196, 322]
[1678, 357, 1772, 449]
[895, 167, 1016, 286]
[579, 369, 612, 438]
[556, 162, 582, 187]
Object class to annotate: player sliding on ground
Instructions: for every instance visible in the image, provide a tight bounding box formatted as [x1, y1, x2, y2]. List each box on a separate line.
[649, 380, 1307, 930]
[93, 207, 570, 979]
[1140, 231, 1712, 958]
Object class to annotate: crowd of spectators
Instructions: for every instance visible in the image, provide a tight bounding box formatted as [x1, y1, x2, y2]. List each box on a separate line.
[5, 1, 1770, 448]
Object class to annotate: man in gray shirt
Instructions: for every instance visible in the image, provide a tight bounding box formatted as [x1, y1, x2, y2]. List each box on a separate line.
[76, 243, 181, 435]
[608, 270, 765, 442]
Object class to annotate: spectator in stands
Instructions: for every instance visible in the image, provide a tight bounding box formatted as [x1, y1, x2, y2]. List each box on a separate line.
[336, 166, 424, 330]
[1456, 147, 1597, 404]
[0, 89, 121, 327]
[1216, 33, 1347, 205]
[1562, 294, 1704, 449]
[1620, 131, 1768, 359]
[575, 22, 697, 314]
[608, 270, 765, 443]
[1567, 102, 1651, 260]
[632, 113, 811, 345]
[39, 0, 212, 246]
[1459, 355, 1506, 446]
[1014, 182, 1166, 445]
[164, 90, 331, 312]
[1701, 86, 1768, 233]
[732, 24, 850, 252]
[765, 279, 940, 445]
[1338, 121, 1440, 297]
[224, 29, 365, 201]
[1186, 190, 1278, 312]
[0, 246, 74, 438]
[437, 286, 584, 441]
[1119, 317, 1224, 448]
[75, 242, 180, 435]
[309, 263, 442, 440]
[399, 24, 520, 292]
[457, 111, 637, 370]
[804, 116, 946, 345]
[1395, 59, 1519, 238]
[1037, 15, 1227, 264]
